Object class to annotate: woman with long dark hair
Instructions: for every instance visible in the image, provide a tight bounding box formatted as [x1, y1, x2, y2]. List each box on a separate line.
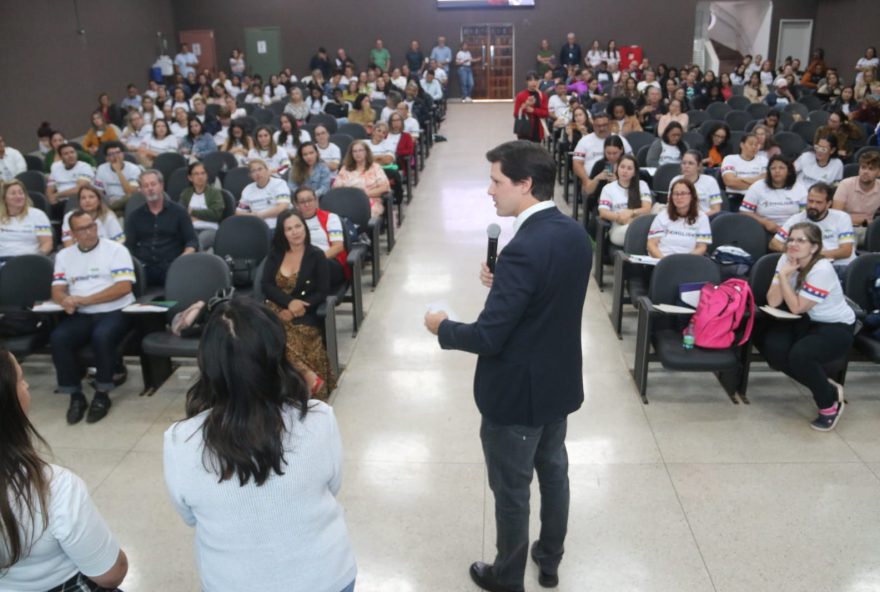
[741, 155, 806, 233]
[0, 348, 128, 589]
[647, 178, 712, 258]
[759, 222, 855, 431]
[597, 154, 653, 245]
[164, 299, 356, 591]
[288, 142, 332, 197]
[645, 121, 687, 167]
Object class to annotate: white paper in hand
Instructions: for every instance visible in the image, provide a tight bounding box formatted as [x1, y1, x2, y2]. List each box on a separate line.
[426, 300, 459, 322]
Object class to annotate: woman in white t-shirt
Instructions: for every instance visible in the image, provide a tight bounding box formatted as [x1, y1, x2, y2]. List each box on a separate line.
[603, 40, 620, 66]
[169, 107, 190, 139]
[741, 155, 806, 233]
[137, 119, 179, 168]
[598, 154, 654, 246]
[670, 150, 724, 216]
[314, 125, 341, 173]
[855, 46, 878, 83]
[647, 178, 712, 257]
[248, 125, 291, 178]
[646, 121, 686, 167]
[586, 40, 604, 68]
[795, 135, 843, 188]
[456, 42, 480, 102]
[760, 222, 855, 431]
[0, 180, 53, 259]
[0, 348, 129, 590]
[222, 122, 255, 166]
[61, 186, 124, 247]
[274, 114, 304, 161]
[720, 133, 768, 210]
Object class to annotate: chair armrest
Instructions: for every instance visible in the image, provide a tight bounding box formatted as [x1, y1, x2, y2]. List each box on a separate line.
[347, 244, 367, 265]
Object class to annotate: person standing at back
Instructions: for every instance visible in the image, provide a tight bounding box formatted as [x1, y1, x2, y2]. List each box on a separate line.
[425, 141, 591, 592]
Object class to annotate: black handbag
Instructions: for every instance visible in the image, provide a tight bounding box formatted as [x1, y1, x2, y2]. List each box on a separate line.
[513, 114, 531, 138]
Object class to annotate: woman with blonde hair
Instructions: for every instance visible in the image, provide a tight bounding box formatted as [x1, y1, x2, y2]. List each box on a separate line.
[60, 185, 124, 247]
[0, 180, 53, 259]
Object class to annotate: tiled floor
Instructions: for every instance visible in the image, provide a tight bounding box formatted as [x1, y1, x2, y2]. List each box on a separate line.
[25, 103, 880, 592]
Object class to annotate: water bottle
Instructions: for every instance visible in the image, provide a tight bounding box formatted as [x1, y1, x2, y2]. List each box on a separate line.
[682, 320, 695, 350]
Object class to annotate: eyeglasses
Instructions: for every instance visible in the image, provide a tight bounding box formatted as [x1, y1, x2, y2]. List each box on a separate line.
[785, 237, 810, 245]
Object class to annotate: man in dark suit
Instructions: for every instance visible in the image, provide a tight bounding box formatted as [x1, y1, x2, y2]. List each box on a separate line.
[425, 141, 591, 592]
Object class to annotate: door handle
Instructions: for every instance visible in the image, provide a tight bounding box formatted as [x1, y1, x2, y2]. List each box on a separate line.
[490, 45, 495, 67]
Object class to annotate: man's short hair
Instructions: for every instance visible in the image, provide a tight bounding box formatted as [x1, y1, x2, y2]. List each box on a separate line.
[58, 143, 77, 155]
[808, 182, 834, 201]
[859, 150, 880, 169]
[592, 111, 610, 121]
[68, 209, 92, 227]
[139, 169, 163, 185]
[485, 141, 556, 201]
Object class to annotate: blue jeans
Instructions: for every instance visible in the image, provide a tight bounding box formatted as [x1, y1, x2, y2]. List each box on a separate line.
[51, 310, 131, 393]
[458, 66, 474, 99]
[339, 579, 356, 592]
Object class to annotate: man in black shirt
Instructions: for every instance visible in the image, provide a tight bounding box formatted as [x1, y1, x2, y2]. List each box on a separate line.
[558, 33, 582, 69]
[309, 47, 332, 79]
[124, 170, 197, 287]
[405, 40, 425, 75]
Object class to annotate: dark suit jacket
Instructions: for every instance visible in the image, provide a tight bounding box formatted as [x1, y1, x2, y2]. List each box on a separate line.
[438, 207, 592, 427]
[261, 245, 329, 328]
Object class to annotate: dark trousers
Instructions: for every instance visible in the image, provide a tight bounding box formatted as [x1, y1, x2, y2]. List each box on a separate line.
[480, 416, 570, 590]
[143, 261, 170, 288]
[328, 258, 346, 287]
[757, 317, 854, 409]
[51, 310, 131, 393]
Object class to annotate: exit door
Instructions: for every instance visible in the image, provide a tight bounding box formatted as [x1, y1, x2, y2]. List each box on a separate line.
[460, 24, 514, 100]
[244, 27, 282, 79]
[178, 30, 217, 73]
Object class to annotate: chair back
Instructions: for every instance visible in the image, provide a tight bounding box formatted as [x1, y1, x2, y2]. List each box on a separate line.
[0, 255, 53, 307]
[15, 170, 47, 194]
[321, 187, 372, 229]
[698, 119, 725, 135]
[636, 144, 650, 167]
[252, 108, 274, 125]
[153, 153, 188, 183]
[844, 253, 880, 310]
[790, 120, 820, 145]
[308, 113, 338, 133]
[853, 146, 880, 163]
[623, 214, 656, 255]
[200, 151, 238, 183]
[624, 131, 655, 156]
[123, 193, 147, 221]
[724, 110, 751, 131]
[329, 133, 353, 158]
[866, 217, 880, 253]
[221, 166, 252, 202]
[709, 213, 768, 260]
[300, 124, 317, 140]
[808, 110, 830, 125]
[683, 131, 705, 154]
[337, 123, 369, 140]
[27, 192, 50, 215]
[651, 164, 682, 200]
[165, 167, 189, 203]
[131, 258, 147, 299]
[843, 163, 860, 179]
[686, 110, 709, 130]
[748, 253, 782, 307]
[164, 253, 231, 312]
[213, 216, 271, 262]
[24, 154, 44, 172]
[798, 95, 825, 112]
[726, 96, 751, 111]
[783, 102, 809, 119]
[706, 102, 732, 120]
[252, 258, 268, 302]
[649, 254, 721, 305]
[219, 189, 237, 219]
[745, 103, 770, 119]
[773, 131, 807, 159]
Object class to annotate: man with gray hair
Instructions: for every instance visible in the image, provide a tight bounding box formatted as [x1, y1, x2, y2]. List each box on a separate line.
[124, 169, 197, 286]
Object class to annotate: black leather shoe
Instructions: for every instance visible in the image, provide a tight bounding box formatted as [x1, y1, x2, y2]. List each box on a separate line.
[531, 541, 559, 588]
[469, 562, 522, 592]
[86, 394, 112, 424]
[66, 395, 88, 425]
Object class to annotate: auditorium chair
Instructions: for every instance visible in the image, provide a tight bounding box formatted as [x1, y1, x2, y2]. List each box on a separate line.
[609, 213, 655, 339]
[212, 216, 272, 295]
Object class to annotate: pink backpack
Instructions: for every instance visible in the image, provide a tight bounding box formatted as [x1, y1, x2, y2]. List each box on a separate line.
[688, 279, 755, 349]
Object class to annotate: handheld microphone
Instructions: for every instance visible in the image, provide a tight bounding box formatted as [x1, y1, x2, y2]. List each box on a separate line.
[486, 224, 501, 273]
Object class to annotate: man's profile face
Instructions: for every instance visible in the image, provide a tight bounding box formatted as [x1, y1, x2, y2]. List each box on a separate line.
[488, 162, 528, 218]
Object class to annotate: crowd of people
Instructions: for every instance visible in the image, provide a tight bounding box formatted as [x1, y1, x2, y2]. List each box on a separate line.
[1, 31, 879, 592]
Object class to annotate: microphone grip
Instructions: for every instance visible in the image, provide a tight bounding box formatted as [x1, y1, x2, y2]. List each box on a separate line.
[487, 238, 498, 273]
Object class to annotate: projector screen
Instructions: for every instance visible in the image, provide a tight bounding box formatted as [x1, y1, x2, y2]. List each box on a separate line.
[437, 0, 535, 8]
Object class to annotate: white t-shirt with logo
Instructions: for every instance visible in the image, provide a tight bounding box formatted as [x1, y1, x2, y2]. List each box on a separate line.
[598, 180, 653, 212]
[794, 152, 843, 188]
[52, 239, 136, 314]
[772, 257, 854, 324]
[368, 139, 396, 160]
[774, 209, 856, 267]
[305, 212, 343, 253]
[670, 174, 723, 213]
[648, 210, 712, 256]
[247, 148, 291, 177]
[658, 142, 683, 166]
[741, 181, 807, 225]
[0, 208, 52, 257]
[145, 135, 180, 154]
[237, 177, 291, 229]
[95, 162, 142, 203]
[573, 133, 633, 174]
[720, 154, 768, 196]
[317, 143, 341, 165]
[48, 161, 96, 194]
[122, 125, 153, 149]
[61, 212, 125, 244]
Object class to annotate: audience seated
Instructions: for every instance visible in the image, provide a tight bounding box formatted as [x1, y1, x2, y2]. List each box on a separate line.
[832, 150, 880, 246]
[0, 134, 27, 182]
[179, 117, 217, 160]
[572, 112, 633, 182]
[0, 350, 129, 587]
[741, 155, 807, 234]
[753, 124, 782, 160]
[720, 133, 767, 211]
[222, 122, 254, 165]
[582, 136, 626, 219]
[43, 131, 96, 173]
[120, 111, 153, 152]
[795, 135, 843, 187]
[646, 121, 686, 167]
[314, 125, 341, 173]
[137, 119, 178, 168]
[236, 159, 292, 230]
[61, 185, 125, 248]
[347, 94, 376, 131]
[47, 143, 97, 209]
[657, 98, 688, 137]
[125, 170, 197, 286]
[51, 209, 136, 424]
[249, 125, 291, 178]
[334, 140, 390, 217]
[608, 98, 643, 135]
[289, 142, 332, 197]
[756, 222, 854, 431]
[283, 87, 310, 123]
[95, 143, 141, 210]
[647, 178, 712, 258]
[179, 162, 224, 250]
[598, 154, 653, 246]
[671, 149, 724, 216]
[82, 112, 120, 157]
[816, 110, 864, 161]
[0, 180, 53, 260]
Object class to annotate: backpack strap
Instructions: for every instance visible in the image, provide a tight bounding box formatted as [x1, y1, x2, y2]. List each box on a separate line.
[733, 279, 756, 345]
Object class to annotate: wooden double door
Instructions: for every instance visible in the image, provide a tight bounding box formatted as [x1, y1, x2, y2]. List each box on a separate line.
[460, 24, 514, 100]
